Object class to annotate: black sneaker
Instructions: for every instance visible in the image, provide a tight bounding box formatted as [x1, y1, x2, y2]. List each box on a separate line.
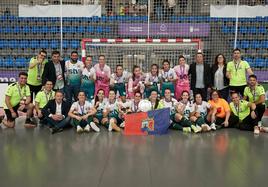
[51, 127, 63, 134]
[25, 118, 36, 124]
[24, 118, 37, 128]
[0, 116, 3, 124]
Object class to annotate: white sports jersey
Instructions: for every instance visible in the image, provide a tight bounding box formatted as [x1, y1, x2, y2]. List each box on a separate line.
[65, 60, 84, 85]
[104, 100, 119, 112]
[194, 101, 211, 117]
[178, 101, 194, 118]
[118, 100, 132, 109]
[161, 98, 178, 113]
[91, 98, 108, 111]
[111, 71, 129, 84]
[70, 100, 93, 115]
[94, 64, 111, 78]
[82, 67, 95, 79]
[130, 100, 141, 112]
[160, 68, 177, 81]
[145, 72, 160, 84]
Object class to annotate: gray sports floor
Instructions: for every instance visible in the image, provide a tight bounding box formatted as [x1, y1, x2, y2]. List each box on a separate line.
[1, 117, 268, 187]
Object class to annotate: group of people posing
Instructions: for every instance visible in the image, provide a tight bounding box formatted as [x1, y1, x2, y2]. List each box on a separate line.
[1, 48, 267, 135]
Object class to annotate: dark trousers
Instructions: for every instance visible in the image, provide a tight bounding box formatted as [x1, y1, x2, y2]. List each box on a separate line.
[229, 85, 246, 97]
[218, 87, 229, 102]
[237, 115, 258, 131]
[256, 104, 266, 122]
[193, 88, 207, 101]
[65, 84, 80, 106]
[215, 115, 239, 129]
[45, 117, 70, 129]
[28, 84, 42, 101]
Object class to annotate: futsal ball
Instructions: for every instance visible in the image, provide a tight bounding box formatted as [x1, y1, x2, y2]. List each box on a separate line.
[139, 100, 152, 112]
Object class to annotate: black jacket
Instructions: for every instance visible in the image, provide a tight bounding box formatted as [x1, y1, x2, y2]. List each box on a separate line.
[42, 99, 70, 118]
[211, 64, 229, 88]
[42, 60, 65, 86]
[188, 63, 211, 90]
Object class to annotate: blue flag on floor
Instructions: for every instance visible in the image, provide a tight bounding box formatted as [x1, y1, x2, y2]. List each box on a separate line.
[141, 108, 170, 135]
[124, 108, 170, 135]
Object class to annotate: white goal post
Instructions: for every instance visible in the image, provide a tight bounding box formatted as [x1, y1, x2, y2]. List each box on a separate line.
[81, 38, 202, 71]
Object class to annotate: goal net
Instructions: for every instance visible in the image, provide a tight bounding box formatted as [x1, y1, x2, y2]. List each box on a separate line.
[81, 38, 202, 72]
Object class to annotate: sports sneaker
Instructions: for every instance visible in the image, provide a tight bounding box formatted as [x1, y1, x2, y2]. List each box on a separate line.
[254, 126, 260, 135]
[51, 127, 63, 134]
[90, 122, 100, 132]
[24, 118, 37, 128]
[197, 125, 202, 132]
[210, 123, 217, 131]
[201, 124, 211, 132]
[258, 121, 263, 127]
[108, 122, 113, 132]
[182, 127, 191, 133]
[260, 126, 268, 133]
[0, 115, 3, 124]
[191, 125, 201, 133]
[84, 124, 90, 132]
[112, 123, 121, 132]
[76, 125, 83, 133]
[120, 121, 125, 128]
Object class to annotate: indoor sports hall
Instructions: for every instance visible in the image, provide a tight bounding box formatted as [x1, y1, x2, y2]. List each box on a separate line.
[0, 1, 268, 187]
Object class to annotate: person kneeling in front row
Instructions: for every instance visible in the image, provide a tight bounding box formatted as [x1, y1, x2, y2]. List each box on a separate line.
[229, 92, 268, 135]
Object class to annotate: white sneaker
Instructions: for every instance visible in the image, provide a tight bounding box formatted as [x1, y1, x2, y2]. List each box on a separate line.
[108, 123, 113, 132]
[258, 121, 263, 127]
[210, 123, 216, 131]
[84, 124, 90, 132]
[201, 124, 211, 132]
[76, 125, 83, 133]
[260, 126, 268, 133]
[90, 122, 100, 132]
[120, 121, 125, 128]
[254, 126, 260, 135]
[196, 125, 202, 132]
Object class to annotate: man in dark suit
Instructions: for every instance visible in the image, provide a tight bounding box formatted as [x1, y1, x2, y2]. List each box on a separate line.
[42, 50, 65, 91]
[42, 91, 70, 134]
[188, 52, 211, 101]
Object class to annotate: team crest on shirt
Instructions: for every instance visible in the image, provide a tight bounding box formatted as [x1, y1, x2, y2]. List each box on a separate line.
[141, 118, 155, 132]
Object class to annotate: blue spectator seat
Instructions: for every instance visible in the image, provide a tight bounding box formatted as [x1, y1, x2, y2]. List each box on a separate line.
[29, 40, 39, 49]
[77, 26, 85, 33]
[40, 26, 49, 33]
[261, 41, 268, 49]
[62, 40, 69, 49]
[238, 26, 248, 34]
[12, 26, 20, 34]
[39, 40, 49, 49]
[86, 26, 94, 33]
[16, 57, 27, 68]
[70, 40, 80, 49]
[50, 40, 59, 49]
[251, 40, 261, 49]
[247, 27, 257, 34]
[0, 40, 8, 48]
[254, 58, 265, 68]
[240, 40, 250, 49]
[8, 40, 19, 49]
[21, 26, 31, 34]
[19, 40, 29, 49]
[95, 26, 104, 34]
[31, 26, 40, 34]
[5, 57, 14, 68]
[258, 27, 266, 34]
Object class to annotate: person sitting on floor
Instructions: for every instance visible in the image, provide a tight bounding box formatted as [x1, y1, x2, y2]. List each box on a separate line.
[42, 91, 70, 134]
